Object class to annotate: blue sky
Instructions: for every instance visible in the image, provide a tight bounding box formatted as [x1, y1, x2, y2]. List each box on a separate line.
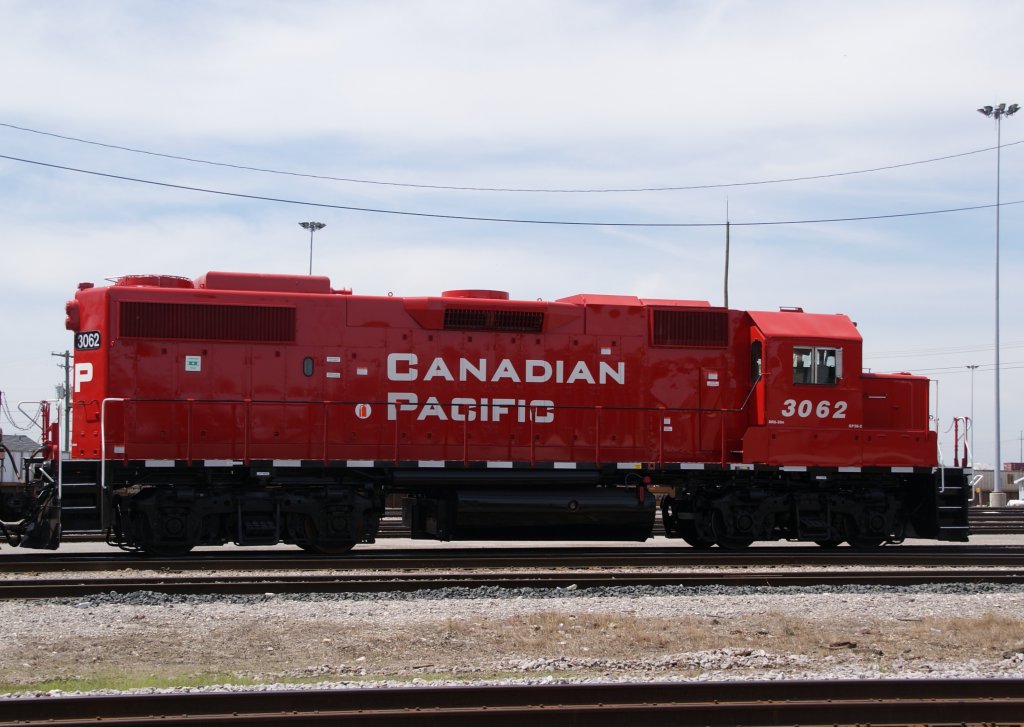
[1, 0, 1022, 470]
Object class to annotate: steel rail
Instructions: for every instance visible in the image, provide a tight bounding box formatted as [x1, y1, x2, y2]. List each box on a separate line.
[3, 568, 1023, 600]
[1, 678, 1023, 725]
[4, 544, 1024, 573]
[968, 507, 1024, 533]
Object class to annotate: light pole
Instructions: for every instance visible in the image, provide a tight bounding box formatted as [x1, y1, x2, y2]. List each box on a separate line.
[966, 364, 979, 464]
[977, 102, 1019, 505]
[299, 221, 326, 275]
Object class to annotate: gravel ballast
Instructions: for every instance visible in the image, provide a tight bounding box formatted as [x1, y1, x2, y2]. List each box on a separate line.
[2, 581, 1024, 696]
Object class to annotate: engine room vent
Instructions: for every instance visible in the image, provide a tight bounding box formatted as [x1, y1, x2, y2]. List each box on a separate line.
[119, 302, 296, 342]
[443, 308, 545, 332]
[651, 309, 729, 347]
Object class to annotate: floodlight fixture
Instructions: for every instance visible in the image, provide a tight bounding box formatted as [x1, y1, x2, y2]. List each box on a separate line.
[298, 221, 326, 275]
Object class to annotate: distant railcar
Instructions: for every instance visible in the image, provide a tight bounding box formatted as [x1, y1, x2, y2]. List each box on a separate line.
[4, 271, 969, 553]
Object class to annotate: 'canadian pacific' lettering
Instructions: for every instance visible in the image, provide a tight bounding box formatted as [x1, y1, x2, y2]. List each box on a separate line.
[388, 393, 555, 423]
[386, 353, 624, 385]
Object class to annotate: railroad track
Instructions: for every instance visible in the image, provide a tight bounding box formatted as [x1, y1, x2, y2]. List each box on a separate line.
[968, 506, 1024, 533]
[4, 567, 1024, 600]
[1, 679, 1022, 725]
[5, 544, 1024, 574]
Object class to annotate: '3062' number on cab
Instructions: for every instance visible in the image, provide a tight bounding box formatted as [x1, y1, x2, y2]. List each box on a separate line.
[780, 399, 848, 419]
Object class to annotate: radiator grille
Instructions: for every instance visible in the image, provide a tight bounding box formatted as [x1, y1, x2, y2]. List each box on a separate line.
[652, 309, 728, 347]
[444, 308, 544, 332]
[119, 302, 296, 342]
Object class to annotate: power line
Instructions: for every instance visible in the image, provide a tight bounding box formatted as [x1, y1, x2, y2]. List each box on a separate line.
[888, 362, 1024, 375]
[1, 397, 40, 432]
[867, 340, 1024, 360]
[2, 120, 1021, 194]
[3, 152, 1022, 228]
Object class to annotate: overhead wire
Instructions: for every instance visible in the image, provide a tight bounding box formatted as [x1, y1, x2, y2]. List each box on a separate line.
[1, 398, 39, 432]
[881, 362, 1024, 375]
[1, 120, 1021, 194]
[867, 340, 1024, 360]
[2, 153, 1022, 228]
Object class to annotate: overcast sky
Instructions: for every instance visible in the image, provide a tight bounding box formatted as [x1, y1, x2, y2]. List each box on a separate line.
[1, 0, 1022, 471]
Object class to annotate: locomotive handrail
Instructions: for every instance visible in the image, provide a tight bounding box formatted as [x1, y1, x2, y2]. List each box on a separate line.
[100, 397, 126, 491]
[92, 394, 764, 467]
[738, 373, 762, 412]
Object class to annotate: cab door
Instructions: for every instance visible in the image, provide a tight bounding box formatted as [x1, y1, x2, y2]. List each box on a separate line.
[749, 333, 766, 426]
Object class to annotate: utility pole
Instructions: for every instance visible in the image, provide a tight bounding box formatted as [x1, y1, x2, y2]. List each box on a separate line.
[723, 201, 730, 308]
[51, 350, 71, 452]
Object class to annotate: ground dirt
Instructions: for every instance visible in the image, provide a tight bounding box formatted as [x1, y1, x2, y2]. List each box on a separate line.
[4, 595, 1024, 688]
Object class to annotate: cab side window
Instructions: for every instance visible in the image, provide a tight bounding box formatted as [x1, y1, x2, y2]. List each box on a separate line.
[814, 348, 839, 385]
[793, 345, 841, 385]
[750, 339, 763, 381]
[793, 347, 814, 384]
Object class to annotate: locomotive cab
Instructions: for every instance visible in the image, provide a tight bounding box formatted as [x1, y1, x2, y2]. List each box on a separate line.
[742, 310, 867, 466]
[740, 309, 934, 468]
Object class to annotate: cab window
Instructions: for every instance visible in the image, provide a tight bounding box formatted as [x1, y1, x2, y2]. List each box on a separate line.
[793, 346, 841, 385]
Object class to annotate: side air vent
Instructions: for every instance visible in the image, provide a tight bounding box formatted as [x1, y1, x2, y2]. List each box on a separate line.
[119, 302, 296, 342]
[444, 308, 545, 332]
[651, 309, 728, 347]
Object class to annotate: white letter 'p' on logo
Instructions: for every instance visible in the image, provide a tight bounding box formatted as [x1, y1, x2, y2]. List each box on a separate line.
[74, 363, 93, 393]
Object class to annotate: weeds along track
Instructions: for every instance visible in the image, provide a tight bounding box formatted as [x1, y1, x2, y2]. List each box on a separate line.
[2, 679, 1024, 725]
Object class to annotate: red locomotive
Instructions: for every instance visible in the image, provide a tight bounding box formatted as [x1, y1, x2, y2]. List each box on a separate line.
[3, 271, 969, 553]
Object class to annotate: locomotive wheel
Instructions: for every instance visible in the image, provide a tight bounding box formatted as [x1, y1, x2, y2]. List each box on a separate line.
[300, 517, 358, 555]
[845, 515, 885, 550]
[814, 538, 843, 549]
[678, 520, 715, 550]
[710, 510, 753, 550]
[135, 513, 194, 557]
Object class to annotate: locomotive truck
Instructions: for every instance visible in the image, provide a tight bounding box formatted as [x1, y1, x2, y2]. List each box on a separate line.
[1, 271, 970, 554]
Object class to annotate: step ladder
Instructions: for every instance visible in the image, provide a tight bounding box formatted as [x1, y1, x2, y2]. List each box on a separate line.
[935, 469, 970, 542]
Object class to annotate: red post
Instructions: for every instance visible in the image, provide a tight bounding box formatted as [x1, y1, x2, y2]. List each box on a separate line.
[953, 417, 961, 468]
[958, 417, 966, 468]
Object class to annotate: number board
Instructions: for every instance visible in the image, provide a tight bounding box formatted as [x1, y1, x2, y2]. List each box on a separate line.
[75, 331, 102, 350]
